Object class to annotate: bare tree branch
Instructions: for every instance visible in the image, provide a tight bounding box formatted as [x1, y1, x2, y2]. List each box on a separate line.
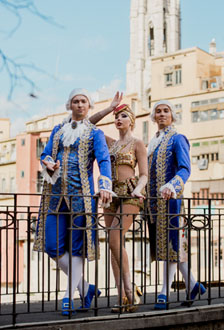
[0, 0, 62, 99]
[0, 49, 54, 99]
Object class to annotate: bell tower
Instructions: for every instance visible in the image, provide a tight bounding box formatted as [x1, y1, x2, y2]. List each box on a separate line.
[126, 0, 181, 108]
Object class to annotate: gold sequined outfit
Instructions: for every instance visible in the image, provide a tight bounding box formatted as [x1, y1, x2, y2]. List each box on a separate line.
[107, 139, 144, 212]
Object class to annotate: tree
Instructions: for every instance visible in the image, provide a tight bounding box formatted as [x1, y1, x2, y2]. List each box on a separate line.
[0, 0, 60, 99]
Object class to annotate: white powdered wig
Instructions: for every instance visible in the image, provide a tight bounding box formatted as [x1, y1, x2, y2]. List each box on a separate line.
[66, 88, 94, 110]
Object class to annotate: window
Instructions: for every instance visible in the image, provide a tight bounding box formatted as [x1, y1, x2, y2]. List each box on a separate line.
[142, 121, 149, 145]
[191, 101, 200, 108]
[175, 104, 182, 110]
[165, 73, 173, 86]
[10, 177, 15, 192]
[175, 112, 182, 125]
[200, 111, 209, 121]
[36, 138, 48, 158]
[192, 142, 200, 147]
[209, 109, 218, 120]
[21, 139, 25, 146]
[36, 171, 43, 193]
[21, 171, 25, 178]
[148, 95, 151, 108]
[192, 111, 200, 122]
[163, 8, 167, 53]
[219, 110, 224, 119]
[210, 98, 219, 104]
[202, 80, 208, 90]
[148, 25, 154, 56]
[175, 69, 182, 85]
[192, 108, 223, 122]
[11, 144, 16, 161]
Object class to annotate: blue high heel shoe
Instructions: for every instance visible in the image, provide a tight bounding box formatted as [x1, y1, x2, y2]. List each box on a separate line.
[61, 297, 76, 316]
[181, 282, 206, 307]
[154, 294, 167, 310]
[77, 284, 101, 312]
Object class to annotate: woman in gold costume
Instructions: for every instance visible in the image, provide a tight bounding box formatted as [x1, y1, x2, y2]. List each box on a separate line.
[90, 99, 148, 312]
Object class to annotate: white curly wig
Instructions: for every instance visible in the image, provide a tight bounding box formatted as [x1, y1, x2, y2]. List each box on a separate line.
[65, 88, 94, 110]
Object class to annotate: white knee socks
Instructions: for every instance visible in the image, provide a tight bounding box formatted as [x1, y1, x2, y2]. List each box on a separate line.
[179, 262, 196, 292]
[64, 256, 83, 299]
[160, 261, 197, 296]
[160, 261, 177, 296]
[77, 277, 89, 297]
[57, 252, 89, 298]
[58, 252, 69, 274]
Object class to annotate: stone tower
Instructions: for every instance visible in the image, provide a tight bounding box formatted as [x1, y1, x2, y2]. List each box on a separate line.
[126, 0, 181, 108]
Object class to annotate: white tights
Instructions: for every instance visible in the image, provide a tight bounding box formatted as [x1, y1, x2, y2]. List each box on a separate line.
[57, 252, 89, 298]
[160, 261, 196, 296]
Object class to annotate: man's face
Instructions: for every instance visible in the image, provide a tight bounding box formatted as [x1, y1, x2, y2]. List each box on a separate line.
[154, 104, 173, 129]
[70, 95, 90, 121]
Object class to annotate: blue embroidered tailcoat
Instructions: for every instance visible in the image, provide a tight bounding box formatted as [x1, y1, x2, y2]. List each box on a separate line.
[147, 125, 191, 262]
[33, 119, 112, 261]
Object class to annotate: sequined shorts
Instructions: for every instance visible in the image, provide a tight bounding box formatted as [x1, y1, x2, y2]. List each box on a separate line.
[105, 177, 144, 213]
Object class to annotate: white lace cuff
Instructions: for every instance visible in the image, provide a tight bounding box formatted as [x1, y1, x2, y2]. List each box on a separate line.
[42, 167, 60, 185]
[95, 189, 117, 197]
[159, 183, 177, 199]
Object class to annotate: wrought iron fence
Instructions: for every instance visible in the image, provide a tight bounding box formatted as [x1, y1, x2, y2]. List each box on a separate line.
[0, 193, 224, 326]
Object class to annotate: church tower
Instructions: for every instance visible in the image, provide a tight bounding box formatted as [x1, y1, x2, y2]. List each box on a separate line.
[126, 0, 181, 108]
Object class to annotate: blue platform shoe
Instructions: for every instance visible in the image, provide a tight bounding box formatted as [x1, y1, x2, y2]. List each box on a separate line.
[154, 294, 167, 310]
[61, 297, 76, 316]
[77, 284, 101, 312]
[181, 282, 206, 307]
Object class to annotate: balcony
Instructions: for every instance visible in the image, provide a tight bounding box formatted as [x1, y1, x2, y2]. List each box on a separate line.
[0, 194, 223, 328]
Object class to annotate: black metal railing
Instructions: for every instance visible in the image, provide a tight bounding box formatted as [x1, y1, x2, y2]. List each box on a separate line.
[0, 193, 224, 326]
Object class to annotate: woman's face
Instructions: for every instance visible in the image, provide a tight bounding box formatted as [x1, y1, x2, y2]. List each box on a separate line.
[70, 95, 90, 121]
[115, 111, 132, 131]
[154, 104, 173, 129]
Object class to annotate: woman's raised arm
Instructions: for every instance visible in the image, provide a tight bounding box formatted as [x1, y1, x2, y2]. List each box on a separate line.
[89, 91, 123, 125]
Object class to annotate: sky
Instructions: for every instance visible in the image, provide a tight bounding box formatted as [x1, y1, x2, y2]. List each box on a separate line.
[1, 0, 224, 136]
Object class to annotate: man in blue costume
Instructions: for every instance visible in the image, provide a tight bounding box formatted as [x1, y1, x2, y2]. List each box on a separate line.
[147, 100, 206, 310]
[34, 88, 121, 315]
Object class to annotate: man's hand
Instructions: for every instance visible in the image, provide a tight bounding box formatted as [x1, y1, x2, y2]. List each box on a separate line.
[42, 159, 60, 176]
[161, 187, 174, 200]
[99, 190, 112, 207]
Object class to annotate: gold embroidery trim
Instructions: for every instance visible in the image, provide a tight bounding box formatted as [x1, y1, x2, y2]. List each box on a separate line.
[155, 127, 178, 261]
[78, 121, 98, 261]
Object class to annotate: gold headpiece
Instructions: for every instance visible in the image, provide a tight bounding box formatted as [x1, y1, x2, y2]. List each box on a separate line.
[113, 104, 135, 127]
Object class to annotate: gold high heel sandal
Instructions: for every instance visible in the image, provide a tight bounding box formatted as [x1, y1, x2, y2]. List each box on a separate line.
[111, 296, 129, 313]
[127, 284, 142, 313]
